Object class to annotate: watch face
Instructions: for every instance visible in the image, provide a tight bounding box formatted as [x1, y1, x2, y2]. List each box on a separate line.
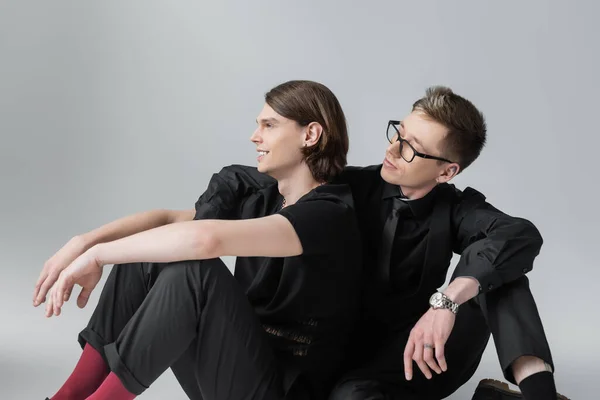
[430, 292, 443, 307]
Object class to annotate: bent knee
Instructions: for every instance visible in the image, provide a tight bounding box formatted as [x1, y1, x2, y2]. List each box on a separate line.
[157, 258, 232, 287]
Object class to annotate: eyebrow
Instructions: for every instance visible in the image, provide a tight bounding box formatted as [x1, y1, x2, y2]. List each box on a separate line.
[399, 121, 425, 150]
[256, 117, 279, 125]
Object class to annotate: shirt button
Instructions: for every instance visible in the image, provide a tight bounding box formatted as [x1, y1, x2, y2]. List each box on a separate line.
[488, 284, 494, 290]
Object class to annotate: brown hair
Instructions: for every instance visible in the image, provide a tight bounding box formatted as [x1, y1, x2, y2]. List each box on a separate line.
[265, 80, 349, 182]
[412, 86, 487, 172]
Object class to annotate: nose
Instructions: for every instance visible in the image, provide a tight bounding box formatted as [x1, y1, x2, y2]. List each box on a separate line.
[386, 140, 399, 157]
[250, 127, 261, 144]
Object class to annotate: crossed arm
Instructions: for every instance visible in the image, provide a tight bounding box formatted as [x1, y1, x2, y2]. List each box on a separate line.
[34, 211, 302, 317]
[33, 208, 196, 308]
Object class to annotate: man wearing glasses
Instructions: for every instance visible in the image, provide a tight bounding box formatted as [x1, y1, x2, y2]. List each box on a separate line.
[324, 87, 566, 399]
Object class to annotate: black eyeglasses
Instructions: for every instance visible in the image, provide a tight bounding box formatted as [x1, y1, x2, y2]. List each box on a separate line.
[386, 120, 455, 164]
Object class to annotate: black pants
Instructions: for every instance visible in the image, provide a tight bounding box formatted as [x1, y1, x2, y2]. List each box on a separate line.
[78, 259, 286, 400]
[328, 275, 554, 400]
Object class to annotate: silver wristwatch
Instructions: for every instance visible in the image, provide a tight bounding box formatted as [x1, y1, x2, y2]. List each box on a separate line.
[429, 292, 459, 314]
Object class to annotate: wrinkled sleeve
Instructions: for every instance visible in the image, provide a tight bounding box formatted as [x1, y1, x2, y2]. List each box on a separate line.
[452, 187, 544, 293]
[193, 164, 275, 220]
[193, 174, 237, 220]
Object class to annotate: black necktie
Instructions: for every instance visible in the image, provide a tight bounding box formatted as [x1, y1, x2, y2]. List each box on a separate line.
[377, 197, 411, 286]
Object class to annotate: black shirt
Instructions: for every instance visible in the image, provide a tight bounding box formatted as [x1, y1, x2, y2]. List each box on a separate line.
[335, 164, 544, 331]
[382, 181, 439, 296]
[192, 167, 363, 396]
[204, 164, 544, 334]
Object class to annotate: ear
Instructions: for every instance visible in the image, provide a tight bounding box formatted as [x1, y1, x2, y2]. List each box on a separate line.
[304, 122, 323, 147]
[436, 162, 460, 183]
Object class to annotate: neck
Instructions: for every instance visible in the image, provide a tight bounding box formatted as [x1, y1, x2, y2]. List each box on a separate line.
[276, 165, 323, 207]
[399, 181, 438, 200]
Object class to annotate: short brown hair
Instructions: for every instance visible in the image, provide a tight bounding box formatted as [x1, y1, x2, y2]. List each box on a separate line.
[265, 80, 349, 182]
[412, 86, 487, 172]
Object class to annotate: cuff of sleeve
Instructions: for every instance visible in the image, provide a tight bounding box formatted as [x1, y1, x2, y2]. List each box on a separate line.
[454, 243, 503, 294]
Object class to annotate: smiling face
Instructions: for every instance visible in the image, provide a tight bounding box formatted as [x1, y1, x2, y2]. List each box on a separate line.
[250, 103, 307, 180]
[381, 111, 459, 196]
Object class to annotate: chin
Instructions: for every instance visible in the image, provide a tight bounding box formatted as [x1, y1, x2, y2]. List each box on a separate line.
[258, 164, 278, 179]
[257, 161, 271, 174]
[380, 166, 403, 186]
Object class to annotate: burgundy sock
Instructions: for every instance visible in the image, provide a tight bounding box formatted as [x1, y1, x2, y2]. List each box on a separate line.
[86, 372, 136, 400]
[51, 343, 110, 400]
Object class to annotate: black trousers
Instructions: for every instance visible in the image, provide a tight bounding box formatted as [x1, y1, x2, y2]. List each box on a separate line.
[78, 259, 288, 400]
[328, 275, 554, 400]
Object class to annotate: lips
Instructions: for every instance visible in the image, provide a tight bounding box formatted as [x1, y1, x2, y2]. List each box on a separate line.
[383, 157, 396, 169]
[257, 150, 269, 162]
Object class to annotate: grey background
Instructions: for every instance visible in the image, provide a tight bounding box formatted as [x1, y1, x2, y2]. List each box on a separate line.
[1, 1, 597, 398]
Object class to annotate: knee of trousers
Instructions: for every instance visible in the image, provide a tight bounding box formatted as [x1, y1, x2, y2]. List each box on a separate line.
[329, 380, 386, 400]
[155, 258, 232, 290]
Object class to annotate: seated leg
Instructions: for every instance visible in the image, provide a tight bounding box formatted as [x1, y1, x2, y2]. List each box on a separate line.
[97, 259, 283, 400]
[329, 298, 490, 399]
[471, 275, 567, 399]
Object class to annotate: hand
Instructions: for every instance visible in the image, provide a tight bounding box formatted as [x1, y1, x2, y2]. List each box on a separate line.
[403, 307, 456, 381]
[46, 246, 104, 317]
[34, 235, 89, 307]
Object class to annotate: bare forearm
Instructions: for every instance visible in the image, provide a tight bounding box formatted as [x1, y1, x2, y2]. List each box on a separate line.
[93, 220, 214, 266]
[80, 209, 193, 249]
[442, 277, 480, 305]
[92, 214, 301, 266]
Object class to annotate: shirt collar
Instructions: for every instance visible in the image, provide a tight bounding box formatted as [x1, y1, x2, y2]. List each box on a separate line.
[381, 182, 440, 218]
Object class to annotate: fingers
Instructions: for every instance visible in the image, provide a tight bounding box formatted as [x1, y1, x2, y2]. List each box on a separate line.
[63, 287, 72, 302]
[53, 282, 60, 316]
[435, 337, 447, 372]
[35, 270, 60, 307]
[413, 341, 432, 380]
[403, 339, 415, 380]
[34, 237, 86, 307]
[52, 282, 60, 316]
[53, 276, 71, 314]
[33, 270, 48, 305]
[77, 287, 92, 309]
[423, 336, 442, 375]
[45, 289, 55, 318]
[405, 328, 444, 381]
